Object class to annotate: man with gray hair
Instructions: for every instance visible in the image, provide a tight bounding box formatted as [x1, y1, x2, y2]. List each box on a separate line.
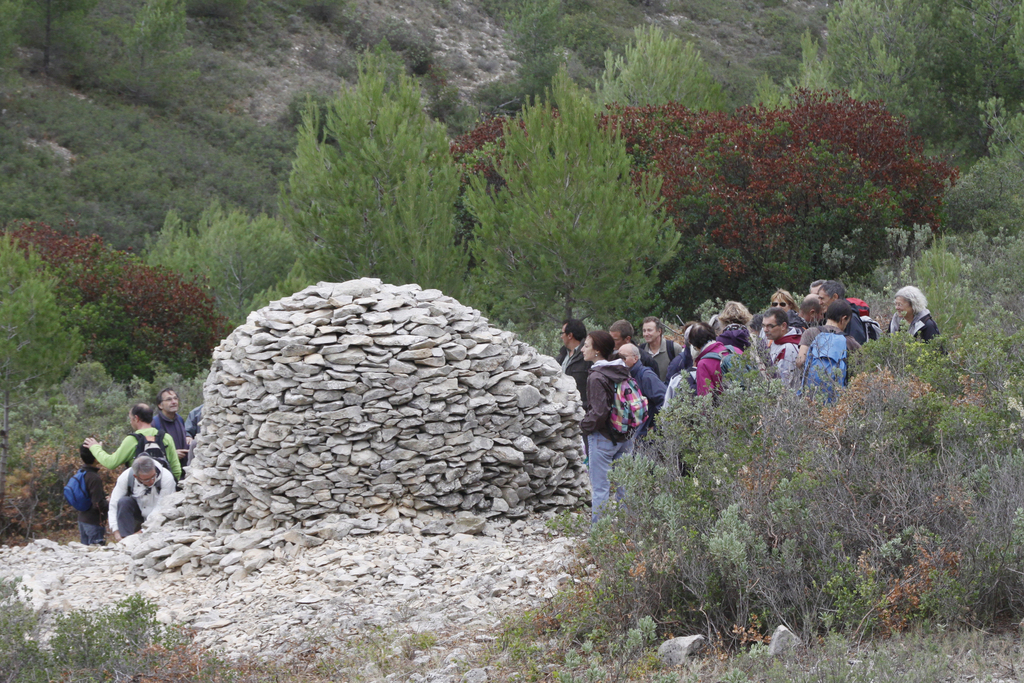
[108, 456, 175, 542]
[619, 343, 666, 439]
[812, 280, 869, 345]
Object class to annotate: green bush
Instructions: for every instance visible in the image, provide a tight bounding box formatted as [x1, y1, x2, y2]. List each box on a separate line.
[186, 0, 248, 18]
[944, 157, 1024, 236]
[574, 332, 1024, 645]
[0, 579, 46, 683]
[0, 582, 167, 682]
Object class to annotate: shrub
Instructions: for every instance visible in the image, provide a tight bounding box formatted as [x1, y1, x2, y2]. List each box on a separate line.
[607, 90, 957, 316]
[944, 157, 1024, 236]
[595, 25, 726, 110]
[185, 0, 248, 18]
[50, 594, 163, 675]
[0, 584, 167, 681]
[301, 0, 346, 24]
[574, 332, 1024, 646]
[382, 17, 435, 74]
[0, 579, 46, 683]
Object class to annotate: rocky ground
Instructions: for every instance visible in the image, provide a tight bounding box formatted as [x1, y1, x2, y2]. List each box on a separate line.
[0, 512, 581, 681]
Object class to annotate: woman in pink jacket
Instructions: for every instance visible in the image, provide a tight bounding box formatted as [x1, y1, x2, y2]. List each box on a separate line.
[689, 322, 738, 396]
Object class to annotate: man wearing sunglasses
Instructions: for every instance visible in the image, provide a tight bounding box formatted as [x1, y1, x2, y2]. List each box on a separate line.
[108, 456, 175, 542]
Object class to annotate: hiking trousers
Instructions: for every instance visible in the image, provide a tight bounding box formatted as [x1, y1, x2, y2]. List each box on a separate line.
[587, 432, 633, 523]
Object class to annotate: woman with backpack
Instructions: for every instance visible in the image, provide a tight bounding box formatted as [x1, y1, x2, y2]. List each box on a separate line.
[889, 285, 940, 342]
[580, 330, 633, 523]
[691, 322, 737, 396]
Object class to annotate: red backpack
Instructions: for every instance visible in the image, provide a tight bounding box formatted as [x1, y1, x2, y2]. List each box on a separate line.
[847, 298, 870, 317]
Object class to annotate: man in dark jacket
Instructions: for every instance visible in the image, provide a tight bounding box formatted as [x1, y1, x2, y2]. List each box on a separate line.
[152, 388, 190, 468]
[555, 319, 592, 408]
[77, 446, 108, 545]
[813, 280, 869, 345]
[620, 343, 666, 438]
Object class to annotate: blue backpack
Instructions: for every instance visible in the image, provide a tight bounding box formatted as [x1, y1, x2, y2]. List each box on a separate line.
[800, 330, 848, 403]
[64, 468, 92, 512]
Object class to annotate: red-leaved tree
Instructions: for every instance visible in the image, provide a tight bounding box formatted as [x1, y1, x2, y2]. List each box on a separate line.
[607, 90, 958, 311]
[7, 222, 225, 381]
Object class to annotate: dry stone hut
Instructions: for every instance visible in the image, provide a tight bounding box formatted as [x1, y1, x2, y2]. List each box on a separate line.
[165, 278, 588, 537]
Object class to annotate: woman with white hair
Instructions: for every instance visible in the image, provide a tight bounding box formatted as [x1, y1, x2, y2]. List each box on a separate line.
[889, 286, 940, 341]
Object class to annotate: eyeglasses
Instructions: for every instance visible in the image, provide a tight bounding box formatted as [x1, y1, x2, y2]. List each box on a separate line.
[137, 473, 158, 487]
[763, 323, 781, 330]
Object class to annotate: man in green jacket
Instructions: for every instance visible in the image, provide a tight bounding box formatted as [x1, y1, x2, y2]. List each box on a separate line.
[83, 403, 181, 480]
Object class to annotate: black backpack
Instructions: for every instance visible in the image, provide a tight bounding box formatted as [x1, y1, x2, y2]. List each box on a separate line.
[133, 430, 172, 474]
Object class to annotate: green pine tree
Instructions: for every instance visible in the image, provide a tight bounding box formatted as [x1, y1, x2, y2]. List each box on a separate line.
[0, 235, 83, 508]
[17, 0, 97, 75]
[107, 0, 196, 103]
[0, 0, 22, 88]
[595, 25, 726, 111]
[281, 50, 468, 297]
[465, 70, 678, 326]
[148, 204, 300, 324]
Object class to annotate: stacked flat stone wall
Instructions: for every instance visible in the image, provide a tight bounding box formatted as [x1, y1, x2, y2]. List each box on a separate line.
[162, 278, 587, 537]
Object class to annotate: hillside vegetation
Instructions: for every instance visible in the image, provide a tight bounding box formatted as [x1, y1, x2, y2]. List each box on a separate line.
[0, 0, 824, 249]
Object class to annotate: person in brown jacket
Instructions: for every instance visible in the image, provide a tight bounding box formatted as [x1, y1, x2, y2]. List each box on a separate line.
[580, 330, 633, 523]
[77, 446, 108, 545]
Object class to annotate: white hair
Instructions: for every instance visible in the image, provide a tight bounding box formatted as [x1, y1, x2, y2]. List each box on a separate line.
[895, 285, 928, 315]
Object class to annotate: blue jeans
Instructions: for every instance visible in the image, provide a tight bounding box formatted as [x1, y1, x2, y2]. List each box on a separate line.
[79, 521, 105, 545]
[587, 432, 633, 523]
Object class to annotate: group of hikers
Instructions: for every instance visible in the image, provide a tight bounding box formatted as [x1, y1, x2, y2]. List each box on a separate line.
[558, 280, 941, 521]
[64, 389, 202, 545]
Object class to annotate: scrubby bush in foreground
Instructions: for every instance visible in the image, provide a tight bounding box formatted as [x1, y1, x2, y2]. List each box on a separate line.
[0, 579, 167, 682]
[574, 331, 1024, 646]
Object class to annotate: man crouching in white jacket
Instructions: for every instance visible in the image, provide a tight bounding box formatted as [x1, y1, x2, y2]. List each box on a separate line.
[108, 456, 175, 542]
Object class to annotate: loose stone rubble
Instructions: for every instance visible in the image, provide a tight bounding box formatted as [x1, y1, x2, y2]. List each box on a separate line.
[0, 514, 579, 673]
